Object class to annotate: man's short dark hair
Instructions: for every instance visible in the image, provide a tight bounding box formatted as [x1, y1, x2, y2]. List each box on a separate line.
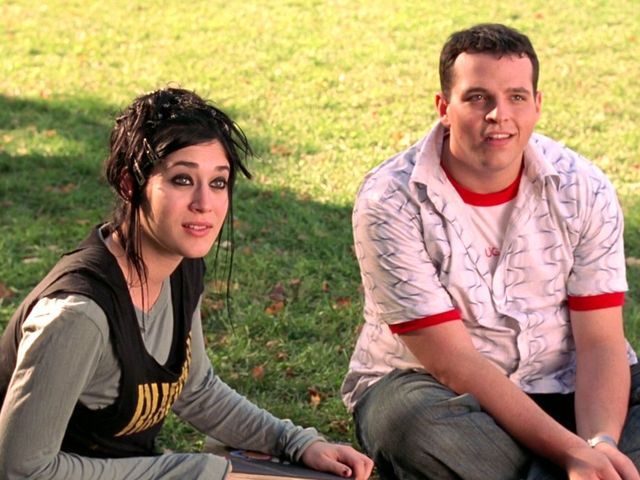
[439, 23, 539, 97]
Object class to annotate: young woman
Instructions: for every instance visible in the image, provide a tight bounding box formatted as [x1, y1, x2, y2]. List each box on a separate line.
[0, 87, 373, 480]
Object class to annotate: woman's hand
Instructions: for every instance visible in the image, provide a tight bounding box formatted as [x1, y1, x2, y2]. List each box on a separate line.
[300, 441, 374, 479]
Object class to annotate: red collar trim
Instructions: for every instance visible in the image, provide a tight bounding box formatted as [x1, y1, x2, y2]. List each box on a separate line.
[441, 162, 524, 206]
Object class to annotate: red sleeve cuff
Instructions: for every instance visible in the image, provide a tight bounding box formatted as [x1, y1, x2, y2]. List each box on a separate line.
[389, 309, 461, 334]
[568, 292, 625, 311]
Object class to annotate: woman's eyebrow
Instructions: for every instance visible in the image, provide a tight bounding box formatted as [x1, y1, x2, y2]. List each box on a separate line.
[166, 160, 230, 172]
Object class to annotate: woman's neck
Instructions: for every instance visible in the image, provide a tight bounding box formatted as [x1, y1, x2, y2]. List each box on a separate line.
[104, 230, 179, 312]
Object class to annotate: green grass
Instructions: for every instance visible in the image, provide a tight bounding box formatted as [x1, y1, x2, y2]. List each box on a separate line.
[1, 0, 639, 457]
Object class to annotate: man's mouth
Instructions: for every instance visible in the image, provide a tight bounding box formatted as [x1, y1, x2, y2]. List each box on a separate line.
[485, 132, 513, 140]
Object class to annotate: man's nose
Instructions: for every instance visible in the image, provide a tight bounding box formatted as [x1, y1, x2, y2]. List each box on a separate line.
[485, 99, 510, 123]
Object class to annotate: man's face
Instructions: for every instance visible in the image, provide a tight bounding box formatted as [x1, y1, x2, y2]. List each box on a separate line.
[436, 52, 541, 193]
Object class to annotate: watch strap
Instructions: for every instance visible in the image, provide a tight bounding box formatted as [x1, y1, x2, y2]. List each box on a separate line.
[587, 434, 618, 449]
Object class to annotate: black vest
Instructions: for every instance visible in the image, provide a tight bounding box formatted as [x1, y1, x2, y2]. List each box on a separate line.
[0, 225, 204, 457]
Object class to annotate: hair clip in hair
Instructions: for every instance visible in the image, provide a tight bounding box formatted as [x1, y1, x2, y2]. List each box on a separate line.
[132, 159, 146, 187]
[142, 138, 160, 162]
[133, 138, 160, 187]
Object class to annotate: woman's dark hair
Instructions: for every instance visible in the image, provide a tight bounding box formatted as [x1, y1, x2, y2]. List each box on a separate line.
[439, 23, 539, 97]
[104, 87, 252, 312]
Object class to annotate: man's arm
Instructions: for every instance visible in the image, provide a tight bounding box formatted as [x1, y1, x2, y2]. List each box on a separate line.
[572, 306, 636, 471]
[400, 320, 639, 478]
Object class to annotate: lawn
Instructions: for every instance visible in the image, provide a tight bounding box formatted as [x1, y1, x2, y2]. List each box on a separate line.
[1, 0, 639, 455]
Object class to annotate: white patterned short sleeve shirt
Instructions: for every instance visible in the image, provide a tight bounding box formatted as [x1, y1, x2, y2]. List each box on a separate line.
[341, 122, 636, 412]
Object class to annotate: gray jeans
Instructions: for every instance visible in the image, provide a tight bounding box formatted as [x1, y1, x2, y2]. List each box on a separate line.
[353, 365, 640, 480]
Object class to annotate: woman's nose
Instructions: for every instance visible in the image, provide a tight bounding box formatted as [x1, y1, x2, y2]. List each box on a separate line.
[190, 186, 214, 212]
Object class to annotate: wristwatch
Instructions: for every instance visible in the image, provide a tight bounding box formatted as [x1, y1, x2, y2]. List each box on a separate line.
[586, 434, 618, 449]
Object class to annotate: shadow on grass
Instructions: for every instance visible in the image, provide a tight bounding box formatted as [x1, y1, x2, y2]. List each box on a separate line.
[0, 92, 362, 443]
[0, 94, 116, 292]
[0, 93, 359, 330]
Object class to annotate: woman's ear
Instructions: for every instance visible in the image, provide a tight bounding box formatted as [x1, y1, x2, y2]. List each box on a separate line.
[118, 173, 134, 201]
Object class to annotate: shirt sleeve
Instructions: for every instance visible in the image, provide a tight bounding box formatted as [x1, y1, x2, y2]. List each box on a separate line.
[173, 306, 324, 462]
[353, 185, 460, 330]
[0, 295, 230, 480]
[566, 162, 628, 300]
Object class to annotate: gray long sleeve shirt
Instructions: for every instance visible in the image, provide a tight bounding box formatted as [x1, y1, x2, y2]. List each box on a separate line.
[0, 282, 322, 479]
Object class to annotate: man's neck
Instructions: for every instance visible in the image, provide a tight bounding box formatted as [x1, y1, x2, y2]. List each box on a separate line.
[441, 137, 524, 194]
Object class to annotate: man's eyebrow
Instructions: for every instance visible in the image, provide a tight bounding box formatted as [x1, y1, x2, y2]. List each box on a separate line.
[507, 86, 533, 94]
[461, 86, 533, 95]
[460, 86, 490, 95]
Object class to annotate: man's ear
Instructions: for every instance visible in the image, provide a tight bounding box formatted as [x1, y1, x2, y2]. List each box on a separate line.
[435, 93, 450, 127]
[534, 90, 543, 116]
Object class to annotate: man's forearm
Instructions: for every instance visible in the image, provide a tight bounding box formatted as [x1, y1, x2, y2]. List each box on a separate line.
[436, 350, 586, 466]
[571, 307, 631, 444]
[574, 342, 630, 443]
[400, 324, 589, 469]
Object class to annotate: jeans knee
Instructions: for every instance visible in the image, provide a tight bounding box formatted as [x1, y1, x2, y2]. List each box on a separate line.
[354, 371, 531, 479]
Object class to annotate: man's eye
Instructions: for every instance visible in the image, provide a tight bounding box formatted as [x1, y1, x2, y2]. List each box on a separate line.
[211, 177, 228, 189]
[172, 175, 192, 186]
[468, 94, 485, 102]
[512, 95, 525, 101]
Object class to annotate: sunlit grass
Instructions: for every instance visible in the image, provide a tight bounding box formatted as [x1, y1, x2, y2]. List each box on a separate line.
[1, 0, 638, 453]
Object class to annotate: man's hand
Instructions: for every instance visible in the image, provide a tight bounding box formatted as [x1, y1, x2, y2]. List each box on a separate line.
[566, 443, 639, 480]
[300, 441, 374, 479]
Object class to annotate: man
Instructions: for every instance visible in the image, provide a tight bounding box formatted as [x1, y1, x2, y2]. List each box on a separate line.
[342, 23, 640, 479]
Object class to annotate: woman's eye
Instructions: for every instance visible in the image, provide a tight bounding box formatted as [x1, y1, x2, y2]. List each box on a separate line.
[211, 177, 228, 189]
[172, 175, 193, 186]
